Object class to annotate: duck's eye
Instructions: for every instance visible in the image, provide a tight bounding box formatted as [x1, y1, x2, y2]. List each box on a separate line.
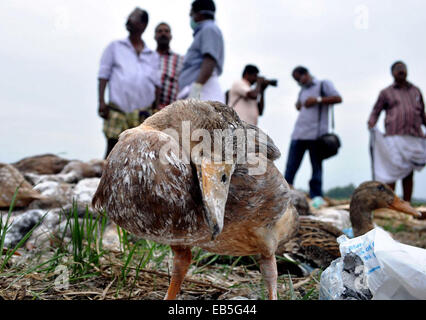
[221, 174, 227, 183]
[377, 185, 385, 191]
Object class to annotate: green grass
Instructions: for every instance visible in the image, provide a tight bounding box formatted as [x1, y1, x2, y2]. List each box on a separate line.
[411, 200, 426, 207]
[1, 187, 48, 272]
[382, 222, 408, 233]
[1, 195, 320, 300]
[1, 194, 110, 290]
[66, 202, 108, 277]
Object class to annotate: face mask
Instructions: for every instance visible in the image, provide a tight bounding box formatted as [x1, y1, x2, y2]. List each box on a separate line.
[158, 35, 169, 43]
[190, 18, 199, 31]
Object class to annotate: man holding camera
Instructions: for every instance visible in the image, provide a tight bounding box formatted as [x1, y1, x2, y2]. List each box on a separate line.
[228, 64, 276, 126]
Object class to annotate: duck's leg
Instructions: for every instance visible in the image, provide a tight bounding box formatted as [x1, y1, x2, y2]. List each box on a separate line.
[164, 245, 192, 300]
[259, 254, 278, 300]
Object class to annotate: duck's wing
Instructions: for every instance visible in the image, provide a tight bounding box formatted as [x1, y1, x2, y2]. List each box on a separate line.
[276, 216, 342, 269]
[298, 217, 342, 267]
[299, 216, 344, 238]
[91, 127, 205, 237]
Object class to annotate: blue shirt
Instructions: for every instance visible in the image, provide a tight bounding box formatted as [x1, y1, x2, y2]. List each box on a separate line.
[178, 20, 224, 89]
[291, 78, 340, 140]
[98, 38, 161, 113]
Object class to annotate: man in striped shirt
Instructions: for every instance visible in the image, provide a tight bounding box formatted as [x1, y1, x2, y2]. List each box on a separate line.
[368, 61, 426, 202]
[155, 22, 184, 110]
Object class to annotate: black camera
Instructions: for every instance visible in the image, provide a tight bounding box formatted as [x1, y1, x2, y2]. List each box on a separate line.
[265, 79, 278, 87]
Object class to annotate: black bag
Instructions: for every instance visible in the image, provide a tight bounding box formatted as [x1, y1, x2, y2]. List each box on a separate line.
[317, 132, 341, 160]
[317, 81, 341, 160]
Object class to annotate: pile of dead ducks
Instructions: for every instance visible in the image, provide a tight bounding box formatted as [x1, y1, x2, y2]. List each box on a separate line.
[0, 154, 105, 249]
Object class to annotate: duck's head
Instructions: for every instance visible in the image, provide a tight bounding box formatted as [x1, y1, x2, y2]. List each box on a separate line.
[146, 99, 245, 240]
[350, 181, 421, 237]
[195, 157, 235, 240]
[178, 100, 244, 240]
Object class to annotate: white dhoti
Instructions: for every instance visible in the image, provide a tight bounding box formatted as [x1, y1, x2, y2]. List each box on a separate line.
[370, 128, 426, 183]
[177, 74, 225, 103]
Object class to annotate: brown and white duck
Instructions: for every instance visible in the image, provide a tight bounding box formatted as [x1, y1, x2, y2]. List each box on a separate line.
[92, 99, 298, 300]
[277, 181, 420, 269]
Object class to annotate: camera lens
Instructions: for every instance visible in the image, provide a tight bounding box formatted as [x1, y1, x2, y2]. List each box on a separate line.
[269, 79, 278, 87]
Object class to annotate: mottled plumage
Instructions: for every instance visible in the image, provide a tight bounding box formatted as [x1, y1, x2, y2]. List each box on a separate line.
[92, 99, 296, 299]
[277, 217, 343, 268]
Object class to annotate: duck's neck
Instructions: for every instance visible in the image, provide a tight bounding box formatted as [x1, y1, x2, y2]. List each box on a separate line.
[349, 196, 376, 237]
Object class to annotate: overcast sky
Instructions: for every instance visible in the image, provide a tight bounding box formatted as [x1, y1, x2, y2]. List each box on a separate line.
[0, 0, 425, 198]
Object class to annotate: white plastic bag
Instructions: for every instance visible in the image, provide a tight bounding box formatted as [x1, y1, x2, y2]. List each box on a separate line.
[320, 227, 426, 300]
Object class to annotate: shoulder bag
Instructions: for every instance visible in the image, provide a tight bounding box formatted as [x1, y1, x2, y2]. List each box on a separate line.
[317, 81, 341, 160]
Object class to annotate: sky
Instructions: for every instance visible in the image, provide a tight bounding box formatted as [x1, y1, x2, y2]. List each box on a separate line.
[0, 0, 425, 198]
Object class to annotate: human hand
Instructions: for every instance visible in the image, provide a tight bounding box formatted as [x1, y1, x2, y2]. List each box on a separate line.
[257, 76, 266, 84]
[256, 76, 268, 92]
[367, 120, 375, 129]
[296, 102, 302, 111]
[188, 83, 203, 99]
[98, 101, 109, 119]
[304, 97, 318, 107]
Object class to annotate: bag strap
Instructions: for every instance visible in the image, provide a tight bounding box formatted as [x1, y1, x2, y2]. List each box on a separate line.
[317, 81, 336, 137]
[230, 95, 242, 109]
[317, 82, 324, 138]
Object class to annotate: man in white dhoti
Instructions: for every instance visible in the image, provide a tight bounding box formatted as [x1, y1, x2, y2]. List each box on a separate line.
[368, 61, 426, 202]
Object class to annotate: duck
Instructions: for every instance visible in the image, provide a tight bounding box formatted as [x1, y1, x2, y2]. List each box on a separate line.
[23, 159, 106, 185]
[0, 163, 45, 208]
[12, 154, 70, 175]
[276, 181, 420, 269]
[92, 99, 298, 300]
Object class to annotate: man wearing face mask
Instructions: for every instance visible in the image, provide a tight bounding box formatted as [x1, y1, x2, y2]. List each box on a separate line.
[98, 8, 161, 158]
[284, 66, 342, 200]
[177, 0, 225, 103]
[155, 22, 184, 110]
[368, 61, 426, 203]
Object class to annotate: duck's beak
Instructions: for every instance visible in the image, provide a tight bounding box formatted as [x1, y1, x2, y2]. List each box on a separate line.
[198, 158, 234, 240]
[388, 196, 421, 218]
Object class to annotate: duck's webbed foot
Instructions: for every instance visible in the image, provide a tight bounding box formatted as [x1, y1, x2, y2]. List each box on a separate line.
[259, 254, 278, 300]
[164, 245, 192, 300]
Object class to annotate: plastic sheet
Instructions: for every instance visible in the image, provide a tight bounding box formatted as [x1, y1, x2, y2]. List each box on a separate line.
[319, 227, 426, 300]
